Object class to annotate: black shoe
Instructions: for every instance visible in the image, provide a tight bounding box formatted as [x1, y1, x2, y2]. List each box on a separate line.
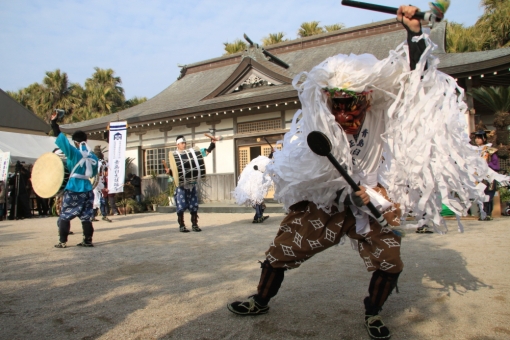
[416, 226, 433, 234]
[227, 296, 269, 316]
[68, 231, 74, 235]
[179, 226, 190, 233]
[54, 242, 67, 248]
[192, 225, 202, 232]
[262, 216, 269, 221]
[102, 216, 112, 222]
[76, 241, 94, 247]
[365, 315, 391, 340]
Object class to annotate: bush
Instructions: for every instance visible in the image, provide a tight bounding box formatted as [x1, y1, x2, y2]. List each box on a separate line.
[500, 187, 510, 202]
[116, 198, 141, 214]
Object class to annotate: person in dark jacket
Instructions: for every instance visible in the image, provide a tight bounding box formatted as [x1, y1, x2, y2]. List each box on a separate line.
[127, 173, 142, 203]
[474, 130, 500, 220]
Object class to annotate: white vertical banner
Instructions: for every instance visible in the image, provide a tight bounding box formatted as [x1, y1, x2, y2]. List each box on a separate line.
[108, 122, 127, 194]
[0, 152, 11, 182]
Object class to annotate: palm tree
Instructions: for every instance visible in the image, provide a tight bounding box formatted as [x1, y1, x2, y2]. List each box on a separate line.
[470, 86, 510, 146]
[7, 82, 44, 116]
[223, 39, 247, 55]
[262, 32, 288, 46]
[38, 69, 83, 122]
[324, 23, 345, 32]
[85, 67, 125, 115]
[67, 106, 101, 123]
[446, 22, 485, 52]
[124, 96, 148, 109]
[476, 0, 510, 49]
[298, 21, 324, 38]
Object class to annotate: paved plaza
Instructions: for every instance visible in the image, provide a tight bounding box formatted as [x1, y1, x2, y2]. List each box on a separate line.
[1, 212, 509, 339]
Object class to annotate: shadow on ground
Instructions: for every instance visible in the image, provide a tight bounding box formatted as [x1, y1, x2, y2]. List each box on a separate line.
[0, 216, 503, 340]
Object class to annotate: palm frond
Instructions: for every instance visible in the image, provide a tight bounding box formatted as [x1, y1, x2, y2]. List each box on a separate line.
[470, 86, 510, 114]
[298, 21, 324, 38]
[223, 39, 247, 55]
[324, 23, 345, 32]
[262, 32, 287, 46]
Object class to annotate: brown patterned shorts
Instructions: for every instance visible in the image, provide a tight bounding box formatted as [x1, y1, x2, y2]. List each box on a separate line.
[265, 187, 403, 274]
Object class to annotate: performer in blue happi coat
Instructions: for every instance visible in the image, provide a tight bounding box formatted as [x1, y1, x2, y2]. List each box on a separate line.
[51, 110, 98, 248]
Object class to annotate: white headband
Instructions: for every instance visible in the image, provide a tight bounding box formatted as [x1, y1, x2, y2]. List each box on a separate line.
[176, 138, 186, 144]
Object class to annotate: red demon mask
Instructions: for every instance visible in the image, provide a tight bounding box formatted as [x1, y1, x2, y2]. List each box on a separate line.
[326, 89, 371, 135]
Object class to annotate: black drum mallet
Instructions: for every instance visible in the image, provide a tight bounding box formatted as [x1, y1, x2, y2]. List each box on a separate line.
[341, 0, 450, 23]
[306, 131, 391, 229]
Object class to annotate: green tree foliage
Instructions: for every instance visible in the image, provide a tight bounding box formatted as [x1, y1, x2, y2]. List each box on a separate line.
[446, 22, 486, 52]
[223, 39, 247, 55]
[446, 0, 510, 52]
[85, 67, 125, 115]
[477, 0, 510, 49]
[124, 96, 147, 109]
[470, 86, 510, 145]
[7, 68, 146, 124]
[262, 32, 287, 46]
[298, 21, 324, 38]
[324, 23, 345, 32]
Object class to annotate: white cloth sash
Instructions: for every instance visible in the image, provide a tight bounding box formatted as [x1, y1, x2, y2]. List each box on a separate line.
[70, 142, 97, 180]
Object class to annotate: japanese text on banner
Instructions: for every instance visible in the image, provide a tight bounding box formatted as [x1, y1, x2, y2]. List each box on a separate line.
[0, 152, 11, 182]
[107, 122, 127, 194]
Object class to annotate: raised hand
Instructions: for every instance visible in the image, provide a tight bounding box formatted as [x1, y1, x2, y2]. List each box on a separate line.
[397, 5, 421, 33]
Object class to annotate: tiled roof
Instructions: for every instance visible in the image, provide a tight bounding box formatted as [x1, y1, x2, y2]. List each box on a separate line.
[0, 88, 51, 134]
[61, 19, 510, 132]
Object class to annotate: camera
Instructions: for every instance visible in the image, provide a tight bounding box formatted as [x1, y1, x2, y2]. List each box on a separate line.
[54, 109, 66, 122]
[15, 161, 24, 172]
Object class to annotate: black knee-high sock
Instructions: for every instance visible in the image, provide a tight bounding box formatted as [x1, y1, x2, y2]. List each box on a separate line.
[59, 219, 71, 243]
[365, 270, 401, 316]
[177, 212, 185, 226]
[255, 260, 286, 305]
[82, 221, 94, 243]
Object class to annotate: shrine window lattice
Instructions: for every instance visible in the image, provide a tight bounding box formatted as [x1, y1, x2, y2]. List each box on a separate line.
[144, 146, 176, 176]
[237, 118, 281, 134]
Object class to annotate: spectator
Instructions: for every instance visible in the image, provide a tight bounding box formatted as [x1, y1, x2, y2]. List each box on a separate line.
[103, 168, 119, 216]
[127, 173, 142, 203]
[0, 180, 5, 221]
[474, 130, 499, 220]
[8, 162, 32, 220]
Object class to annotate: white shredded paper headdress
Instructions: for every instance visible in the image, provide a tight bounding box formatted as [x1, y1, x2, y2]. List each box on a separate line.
[233, 156, 273, 206]
[266, 32, 505, 231]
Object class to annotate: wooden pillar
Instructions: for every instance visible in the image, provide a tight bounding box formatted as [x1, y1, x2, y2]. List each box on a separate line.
[465, 78, 476, 133]
[212, 123, 216, 174]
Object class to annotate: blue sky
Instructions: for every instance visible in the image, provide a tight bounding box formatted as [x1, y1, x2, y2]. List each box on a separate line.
[0, 0, 485, 100]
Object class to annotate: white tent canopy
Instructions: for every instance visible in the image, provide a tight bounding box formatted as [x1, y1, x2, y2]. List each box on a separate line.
[0, 131, 108, 165]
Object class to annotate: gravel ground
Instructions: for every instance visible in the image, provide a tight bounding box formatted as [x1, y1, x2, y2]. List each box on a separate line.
[1, 212, 509, 340]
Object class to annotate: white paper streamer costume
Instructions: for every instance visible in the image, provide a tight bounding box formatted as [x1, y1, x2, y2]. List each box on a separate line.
[233, 156, 273, 206]
[267, 31, 508, 232]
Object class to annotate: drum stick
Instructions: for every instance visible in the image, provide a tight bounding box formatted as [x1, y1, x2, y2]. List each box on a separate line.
[204, 133, 223, 141]
[341, 0, 449, 22]
[306, 131, 390, 229]
[262, 137, 273, 150]
[161, 159, 172, 176]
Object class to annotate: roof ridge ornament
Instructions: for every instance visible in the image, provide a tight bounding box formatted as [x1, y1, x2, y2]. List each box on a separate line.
[242, 33, 289, 69]
[243, 33, 256, 47]
[177, 64, 188, 80]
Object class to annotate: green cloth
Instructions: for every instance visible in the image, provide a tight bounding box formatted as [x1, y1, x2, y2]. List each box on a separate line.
[440, 204, 455, 217]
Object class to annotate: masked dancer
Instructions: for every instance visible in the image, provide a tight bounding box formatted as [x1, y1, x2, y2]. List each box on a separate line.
[233, 154, 274, 223]
[227, 5, 507, 340]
